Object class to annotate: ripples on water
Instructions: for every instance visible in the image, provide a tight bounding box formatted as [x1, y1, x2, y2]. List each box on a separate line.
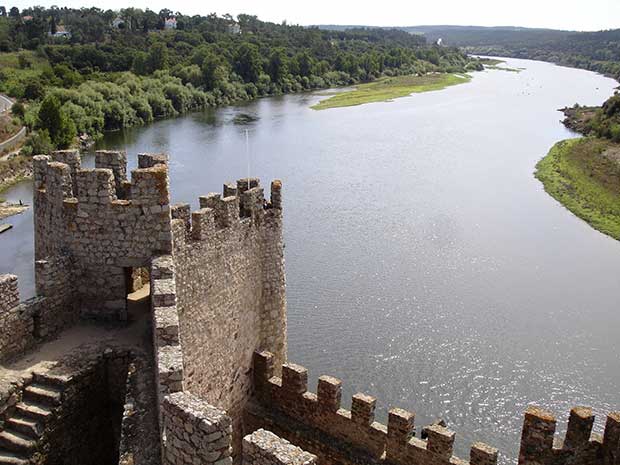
[1, 58, 619, 463]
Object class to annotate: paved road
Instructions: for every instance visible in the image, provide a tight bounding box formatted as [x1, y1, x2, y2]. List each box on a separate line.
[0, 94, 13, 113]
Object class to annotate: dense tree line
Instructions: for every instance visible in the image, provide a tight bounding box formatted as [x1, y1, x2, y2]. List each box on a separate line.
[411, 26, 620, 82]
[0, 6, 476, 150]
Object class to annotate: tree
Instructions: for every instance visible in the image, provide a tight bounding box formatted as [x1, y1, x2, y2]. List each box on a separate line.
[233, 43, 262, 83]
[267, 48, 288, 83]
[201, 51, 228, 90]
[146, 42, 168, 73]
[8, 6, 18, 18]
[292, 51, 315, 77]
[22, 130, 54, 155]
[0, 7, 6, 17]
[37, 94, 76, 148]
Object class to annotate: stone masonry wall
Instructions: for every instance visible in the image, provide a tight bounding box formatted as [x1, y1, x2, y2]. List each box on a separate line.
[242, 429, 316, 465]
[172, 178, 286, 454]
[518, 405, 620, 465]
[0, 259, 77, 362]
[0, 274, 34, 361]
[247, 351, 499, 465]
[150, 254, 185, 437]
[162, 391, 233, 465]
[248, 352, 620, 465]
[33, 151, 172, 320]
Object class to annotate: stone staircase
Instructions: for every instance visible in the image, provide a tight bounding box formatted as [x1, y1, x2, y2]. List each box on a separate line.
[0, 373, 66, 465]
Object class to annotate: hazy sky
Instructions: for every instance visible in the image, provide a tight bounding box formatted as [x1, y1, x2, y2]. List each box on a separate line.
[8, 0, 620, 31]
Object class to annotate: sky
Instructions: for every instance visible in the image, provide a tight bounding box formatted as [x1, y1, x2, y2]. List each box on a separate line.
[8, 0, 620, 31]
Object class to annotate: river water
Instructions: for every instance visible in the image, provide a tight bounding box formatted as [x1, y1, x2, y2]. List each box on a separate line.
[1, 58, 618, 462]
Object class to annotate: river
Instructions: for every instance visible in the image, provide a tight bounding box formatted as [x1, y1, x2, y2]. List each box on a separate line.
[1, 58, 618, 463]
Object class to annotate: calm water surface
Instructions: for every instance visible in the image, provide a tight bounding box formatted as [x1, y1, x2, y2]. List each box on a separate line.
[2, 58, 619, 462]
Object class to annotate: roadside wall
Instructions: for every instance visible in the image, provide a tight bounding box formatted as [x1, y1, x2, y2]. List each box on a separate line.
[0, 126, 26, 153]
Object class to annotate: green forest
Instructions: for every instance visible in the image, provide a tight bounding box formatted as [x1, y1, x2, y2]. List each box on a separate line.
[0, 6, 478, 152]
[403, 25, 620, 81]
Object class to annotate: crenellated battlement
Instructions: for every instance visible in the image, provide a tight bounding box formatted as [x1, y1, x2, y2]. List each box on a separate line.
[519, 405, 620, 465]
[171, 178, 282, 247]
[6, 146, 615, 465]
[34, 151, 170, 210]
[251, 351, 498, 465]
[33, 150, 173, 319]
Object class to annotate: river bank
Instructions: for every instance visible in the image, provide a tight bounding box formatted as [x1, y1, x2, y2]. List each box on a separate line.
[535, 137, 620, 240]
[311, 73, 471, 110]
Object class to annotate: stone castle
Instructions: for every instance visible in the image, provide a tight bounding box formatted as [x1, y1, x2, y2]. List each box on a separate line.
[0, 150, 618, 465]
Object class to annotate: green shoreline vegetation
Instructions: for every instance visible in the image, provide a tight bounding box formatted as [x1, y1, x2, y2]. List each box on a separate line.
[535, 91, 620, 240]
[535, 138, 620, 240]
[311, 73, 471, 110]
[0, 6, 483, 154]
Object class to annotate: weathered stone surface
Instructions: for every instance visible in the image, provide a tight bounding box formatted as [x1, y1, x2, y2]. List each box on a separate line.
[163, 392, 233, 465]
[3, 150, 618, 465]
[243, 429, 316, 465]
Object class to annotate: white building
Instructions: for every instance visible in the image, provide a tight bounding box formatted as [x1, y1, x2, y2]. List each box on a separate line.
[164, 18, 177, 29]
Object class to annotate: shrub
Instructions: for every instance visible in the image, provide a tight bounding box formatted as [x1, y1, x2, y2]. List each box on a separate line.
[11, 101, 25, 118]
[22, 130, 54, 156]
[37, 95, 77, 148]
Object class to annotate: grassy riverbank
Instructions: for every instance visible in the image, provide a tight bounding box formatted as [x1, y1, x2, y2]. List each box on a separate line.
[311, 73, 471, 110]
[535, 137, 620, 240]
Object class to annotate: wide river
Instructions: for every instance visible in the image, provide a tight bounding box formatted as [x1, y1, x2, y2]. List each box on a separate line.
[1, 58, 618, 462]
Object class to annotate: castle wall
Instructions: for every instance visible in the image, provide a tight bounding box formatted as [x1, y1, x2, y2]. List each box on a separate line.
[162, 391, 233, 465]
[518, 406, 620, 465]
[247, 351, 498, 465]
[0, 256, 77, 362]
[33, 151, 173, 319]
[248, 353, 620, 465]
[171, 179, 286, 454]
[243, 429, 317, 465]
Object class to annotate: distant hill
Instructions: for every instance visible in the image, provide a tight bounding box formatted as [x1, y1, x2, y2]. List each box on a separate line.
[317, 25, 573, 46]
[317, 24, 620, 81]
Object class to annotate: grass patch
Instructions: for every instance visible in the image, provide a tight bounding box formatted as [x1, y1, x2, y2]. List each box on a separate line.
[478, 58, 505, 66]
[485, 65, 522, 73]
[535, 137, 620, 240]
[311, 73, 471, 110]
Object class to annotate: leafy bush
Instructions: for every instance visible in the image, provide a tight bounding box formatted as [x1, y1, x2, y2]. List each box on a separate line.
[37, 94, 76, 148]
[21, 129, 54, 156]
[11, 101, 25, 118]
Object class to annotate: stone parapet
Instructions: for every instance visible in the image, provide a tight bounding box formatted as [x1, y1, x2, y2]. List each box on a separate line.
[162, 392, 233, 465]
[243, 429, 316, 465]
[252, 351, 498, 465]
[519, 405, 620, 465]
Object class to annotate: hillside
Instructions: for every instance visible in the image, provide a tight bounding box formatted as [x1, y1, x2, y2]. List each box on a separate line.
[0, 7, 476, 154]
[318, 24, 620, 80]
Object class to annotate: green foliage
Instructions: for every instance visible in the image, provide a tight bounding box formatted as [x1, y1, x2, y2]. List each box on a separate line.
[22, 129, 54, 156]
[233, 43, 262, 83]
[17, 52, 31, 69]
[0, 7, 475, 137]
[312, 73, 471, 110]
[11, 101, 25, 118]
[147, 42, 169, 73]
[535, 138, 620, 241]
[37, 94, 76, 148]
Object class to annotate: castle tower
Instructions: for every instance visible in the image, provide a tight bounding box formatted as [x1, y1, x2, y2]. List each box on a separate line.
[32, 150, 288, 453]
